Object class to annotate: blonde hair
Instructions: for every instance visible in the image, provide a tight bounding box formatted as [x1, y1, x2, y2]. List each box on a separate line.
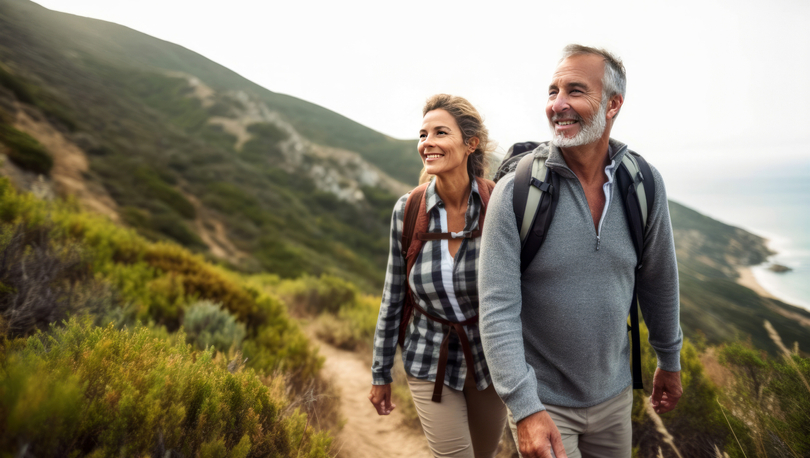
[419, 94, 493, 183]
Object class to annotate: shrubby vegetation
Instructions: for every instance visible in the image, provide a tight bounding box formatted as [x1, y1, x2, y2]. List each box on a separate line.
[0, 319, 331, 457]
[0, 179, 336, 456]
[252, 274, 379, 352]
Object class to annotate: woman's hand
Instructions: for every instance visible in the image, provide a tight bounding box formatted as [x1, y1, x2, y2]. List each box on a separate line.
[369, 384, 396, 415]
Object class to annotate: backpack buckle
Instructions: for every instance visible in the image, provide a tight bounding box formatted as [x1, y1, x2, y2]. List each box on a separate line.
[530, 177, 552, 193]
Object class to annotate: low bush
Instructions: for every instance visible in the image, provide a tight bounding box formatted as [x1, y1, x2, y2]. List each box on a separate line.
[183, 300, 246, 352]
[0, 319, 332, 457]
[314, 293, 379, 351]
[0, 223, 122, 338]
[276, 274, 360, 316]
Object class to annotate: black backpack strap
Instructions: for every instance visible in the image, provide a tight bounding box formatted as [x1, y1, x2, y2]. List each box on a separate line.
[513, 152, 558, 274]
[521, 170, 558, 274]
[512, 153, 534, 235]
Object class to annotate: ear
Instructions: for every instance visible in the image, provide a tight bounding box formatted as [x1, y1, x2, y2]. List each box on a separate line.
[466, 137, 480, 154]
[606, 94, 624, 120]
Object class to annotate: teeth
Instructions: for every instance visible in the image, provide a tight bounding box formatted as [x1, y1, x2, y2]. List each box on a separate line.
[557, 121, 577, 125]
[426, 154, 443, 158]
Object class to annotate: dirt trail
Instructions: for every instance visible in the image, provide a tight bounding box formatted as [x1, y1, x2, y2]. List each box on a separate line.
[315, 340, 430, 458]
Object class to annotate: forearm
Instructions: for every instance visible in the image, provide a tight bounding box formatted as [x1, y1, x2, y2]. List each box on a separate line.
[638, 167, 682, 371]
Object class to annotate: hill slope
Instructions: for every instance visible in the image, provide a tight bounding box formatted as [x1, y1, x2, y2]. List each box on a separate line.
[0, 0, 423, 290]
[0, 0, 806, 354]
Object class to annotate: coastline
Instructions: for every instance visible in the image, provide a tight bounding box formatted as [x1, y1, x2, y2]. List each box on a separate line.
[737, 266, 810, 327]
[737, 266, 779, 300]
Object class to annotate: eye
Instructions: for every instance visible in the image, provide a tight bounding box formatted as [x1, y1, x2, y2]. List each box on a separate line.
[419, 133, 427, 139]
[437, 130, 447, 135]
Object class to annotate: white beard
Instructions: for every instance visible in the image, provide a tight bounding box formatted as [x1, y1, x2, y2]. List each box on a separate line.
[550, 98, 608, 148]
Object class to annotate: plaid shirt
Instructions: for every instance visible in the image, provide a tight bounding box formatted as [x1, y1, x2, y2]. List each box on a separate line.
[371, 178, 492, 391]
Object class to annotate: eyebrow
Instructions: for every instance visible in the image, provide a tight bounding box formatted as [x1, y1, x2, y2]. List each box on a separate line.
[549, 81, 590, 92]
[421, 125, 453, 133]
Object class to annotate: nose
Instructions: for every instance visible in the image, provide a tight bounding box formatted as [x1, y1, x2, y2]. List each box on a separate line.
[420, 134, 436, 150]
[550, 92, 571, 115]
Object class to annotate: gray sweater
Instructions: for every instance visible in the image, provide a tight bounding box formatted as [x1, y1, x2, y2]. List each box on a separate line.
[478, 139, 682, 422]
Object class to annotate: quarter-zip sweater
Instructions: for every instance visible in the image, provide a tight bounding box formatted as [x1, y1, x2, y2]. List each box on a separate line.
[478, 138, 682, 422]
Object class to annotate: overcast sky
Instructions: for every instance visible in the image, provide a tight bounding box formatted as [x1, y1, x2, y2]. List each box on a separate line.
[34, 0, 810, 209]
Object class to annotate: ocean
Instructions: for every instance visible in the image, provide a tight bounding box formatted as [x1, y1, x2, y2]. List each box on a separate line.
[666, 161, 810, 311]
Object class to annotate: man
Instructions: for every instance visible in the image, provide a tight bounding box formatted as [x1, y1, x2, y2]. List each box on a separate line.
[478, 45, 684, 458]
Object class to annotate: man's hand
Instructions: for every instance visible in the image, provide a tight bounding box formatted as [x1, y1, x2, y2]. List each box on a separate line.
[516, 410, 568, 458]
[650, 368, 683, 414]
[368, 384, 396, 415]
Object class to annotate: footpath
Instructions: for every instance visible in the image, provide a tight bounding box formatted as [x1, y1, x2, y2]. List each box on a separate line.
[315, 339, 431, 458]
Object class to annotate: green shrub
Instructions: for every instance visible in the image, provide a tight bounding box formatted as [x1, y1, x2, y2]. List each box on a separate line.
[183, 300, 246, 352]
[0, 319, 332, 457]
[276, 274, 359, 316]
[0, 124, 53, 175]
[314, 293, 379, 351]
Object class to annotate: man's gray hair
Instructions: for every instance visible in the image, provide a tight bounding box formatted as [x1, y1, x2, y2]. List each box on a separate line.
[561, 44, 626, 99]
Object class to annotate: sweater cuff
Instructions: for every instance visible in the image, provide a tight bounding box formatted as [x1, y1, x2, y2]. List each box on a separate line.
[655, 350, 681, 372]
[504, 385, 546, 423]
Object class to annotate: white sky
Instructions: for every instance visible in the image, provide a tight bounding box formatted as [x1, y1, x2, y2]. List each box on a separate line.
[33, 0, 810, 209]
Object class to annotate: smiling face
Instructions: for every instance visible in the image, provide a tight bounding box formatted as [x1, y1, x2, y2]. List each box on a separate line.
[546, 54, 609, 148]
[418, 109, 477, 179]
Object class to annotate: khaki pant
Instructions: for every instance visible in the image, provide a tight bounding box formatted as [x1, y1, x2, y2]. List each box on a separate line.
[407, 373, 507, 458]
[508, 386, 633, 458]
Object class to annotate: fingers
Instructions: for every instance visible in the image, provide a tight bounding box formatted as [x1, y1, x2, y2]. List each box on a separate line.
[517, 411, 568, 458]
[549, 427, 568, 458]
[652, 391, 681, 414]
[650, 368, 684, 414]
[383, 391, 396, 414]
[368, 385, 396, 415]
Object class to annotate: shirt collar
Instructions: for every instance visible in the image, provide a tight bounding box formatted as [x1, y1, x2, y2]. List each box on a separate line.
[425, 175, 481, 214]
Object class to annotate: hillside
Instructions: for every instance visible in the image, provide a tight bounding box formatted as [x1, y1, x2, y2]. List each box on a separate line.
[0, 0, 807, 356]
[0, 0, 421, 290]
[670, 200, 810, 354]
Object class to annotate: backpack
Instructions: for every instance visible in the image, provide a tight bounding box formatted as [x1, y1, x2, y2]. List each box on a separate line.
[397, 176, 496, 402]
[495, 141, 654, 390]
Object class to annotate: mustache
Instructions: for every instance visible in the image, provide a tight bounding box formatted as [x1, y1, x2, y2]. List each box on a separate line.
[551, 112, 583, 123]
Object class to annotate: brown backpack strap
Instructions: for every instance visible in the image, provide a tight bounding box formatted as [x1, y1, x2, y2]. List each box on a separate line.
[412, 301, 478, 402]
[398, 183, 430, 348]
[417, 230, 482, 241]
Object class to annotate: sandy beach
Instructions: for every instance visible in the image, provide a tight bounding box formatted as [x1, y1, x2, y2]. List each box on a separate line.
[737, 266, 779, 300]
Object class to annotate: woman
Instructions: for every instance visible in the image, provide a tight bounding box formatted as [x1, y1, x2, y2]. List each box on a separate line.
[369, 94, 507, 457]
